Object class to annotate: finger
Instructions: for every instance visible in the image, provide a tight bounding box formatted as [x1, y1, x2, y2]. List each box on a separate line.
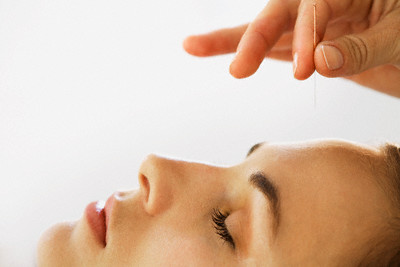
[183, 24, 248, 57]
[272, 32, 294, 51]
[229, 0, 291, 79]
[184, 26, 293, 57]
[266, 49, 293, 61]
[263, 21, 351, 55]
[292, 0, 331, 80]
[262, 21, 352, 62]
[264, 21, 352, 53]
[315, 12, 400, 78]
[236, 21, 352, 66]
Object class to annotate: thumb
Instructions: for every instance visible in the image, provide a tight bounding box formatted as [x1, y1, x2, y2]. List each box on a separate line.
[315, 17, 400, 77]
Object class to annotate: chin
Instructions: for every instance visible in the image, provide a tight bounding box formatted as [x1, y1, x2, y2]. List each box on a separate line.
[36, 221, 77, 267]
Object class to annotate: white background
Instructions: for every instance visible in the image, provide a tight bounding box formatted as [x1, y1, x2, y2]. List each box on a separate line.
[0, 0, 399, 266]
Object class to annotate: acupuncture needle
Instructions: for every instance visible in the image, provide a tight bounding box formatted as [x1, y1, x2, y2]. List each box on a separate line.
[313, 2, 317, 107]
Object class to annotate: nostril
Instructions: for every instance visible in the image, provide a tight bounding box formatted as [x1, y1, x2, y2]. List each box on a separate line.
[138, 173, 150, 203]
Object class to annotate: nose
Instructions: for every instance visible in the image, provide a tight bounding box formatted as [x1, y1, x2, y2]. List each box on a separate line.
[138, 154, 226, 216]
[138, 154, 180, 215]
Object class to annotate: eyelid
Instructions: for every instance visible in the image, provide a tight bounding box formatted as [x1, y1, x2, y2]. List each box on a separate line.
[212, 209, 236, 249]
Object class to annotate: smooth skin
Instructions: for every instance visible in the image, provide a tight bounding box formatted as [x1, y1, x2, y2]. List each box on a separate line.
[183, 0, 400, 97]
[37, 139, 394, 266]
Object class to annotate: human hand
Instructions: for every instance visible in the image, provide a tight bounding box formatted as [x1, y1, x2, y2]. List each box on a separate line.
[184, 0, 400, 97]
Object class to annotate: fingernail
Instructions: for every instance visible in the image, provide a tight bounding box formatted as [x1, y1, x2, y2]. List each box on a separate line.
[293, 52, 298, 76]
[232, 41, 244, 67]
[321, 45, 344, 70]
[236, 38, 246, 54]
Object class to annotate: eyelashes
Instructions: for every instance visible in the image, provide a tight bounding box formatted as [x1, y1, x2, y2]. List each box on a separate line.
[212, 209, 235, 249]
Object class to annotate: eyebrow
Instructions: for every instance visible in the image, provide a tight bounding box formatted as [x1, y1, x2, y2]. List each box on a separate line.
[246, 142, 265, 157]
[249, 172, 280, 239]
[246, 142, 280, 238]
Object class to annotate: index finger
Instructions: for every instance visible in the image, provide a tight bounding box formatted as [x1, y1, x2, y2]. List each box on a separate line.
[229, 0, 291, 78]
[183, 25, 248, 57]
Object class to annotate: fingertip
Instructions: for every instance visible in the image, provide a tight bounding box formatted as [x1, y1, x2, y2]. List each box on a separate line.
[229, 61, 245, 79]
[229, 57, 256, 79]
[292, 51, 315, 80]
[183, 35, 211, 57]
[183, 35, 200, 56]
[293, 66, 314, 81]
[182, 36, 193, 53]
[294, 70, 314, 81]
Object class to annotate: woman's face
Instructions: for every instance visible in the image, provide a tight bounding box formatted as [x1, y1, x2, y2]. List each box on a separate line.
[37, 139, 392, 266]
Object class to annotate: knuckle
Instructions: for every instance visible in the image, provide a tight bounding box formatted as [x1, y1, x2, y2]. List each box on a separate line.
[341, 35, 370, 72]
[392, 29, 400, 64]
[251, 21, 274, 49]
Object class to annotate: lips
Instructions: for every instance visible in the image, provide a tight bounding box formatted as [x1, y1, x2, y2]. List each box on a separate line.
[85, 195, 115, 246]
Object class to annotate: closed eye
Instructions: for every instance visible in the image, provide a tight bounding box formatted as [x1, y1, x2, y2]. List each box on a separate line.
[212, 209, 235, 249]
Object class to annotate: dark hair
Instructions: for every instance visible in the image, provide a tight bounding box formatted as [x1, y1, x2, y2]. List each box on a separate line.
[358, 143, 400, 266]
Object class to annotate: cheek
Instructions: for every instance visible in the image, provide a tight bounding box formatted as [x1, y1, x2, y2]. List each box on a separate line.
[118, 226, 220, 266]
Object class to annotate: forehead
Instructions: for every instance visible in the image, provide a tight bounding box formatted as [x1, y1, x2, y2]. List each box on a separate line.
[247, 139, 384, 190]
[250, 139, 381, 162]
